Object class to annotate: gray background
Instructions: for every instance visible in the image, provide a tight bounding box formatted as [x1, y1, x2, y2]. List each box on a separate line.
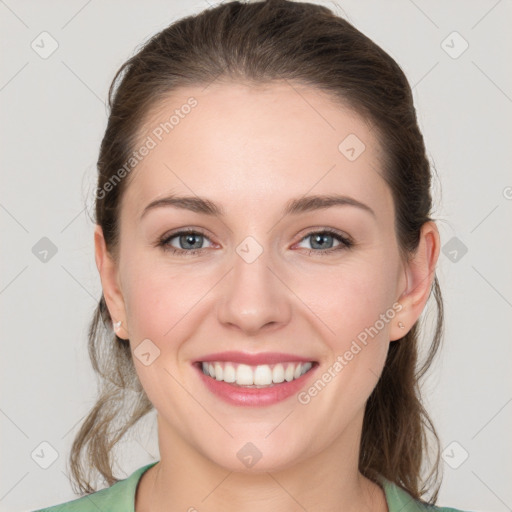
[1, 1, 511, 511]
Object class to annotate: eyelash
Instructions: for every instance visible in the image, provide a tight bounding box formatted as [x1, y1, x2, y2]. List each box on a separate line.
[157, 228, 353, 257]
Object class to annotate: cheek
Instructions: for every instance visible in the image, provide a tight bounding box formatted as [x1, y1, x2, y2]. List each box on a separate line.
[294, 254, 400, 346]
[294, 261, 397, 428]
[122, 255, 210, 340]
[121, 264, 209, 411]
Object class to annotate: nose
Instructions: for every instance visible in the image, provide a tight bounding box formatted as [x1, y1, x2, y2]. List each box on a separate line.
[216, 244, 292, 336]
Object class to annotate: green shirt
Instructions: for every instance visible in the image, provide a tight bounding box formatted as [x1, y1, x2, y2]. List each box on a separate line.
[33, 462, 472, 512]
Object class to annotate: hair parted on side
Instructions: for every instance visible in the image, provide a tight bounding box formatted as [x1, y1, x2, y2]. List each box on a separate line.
[70, 0, 445, 503]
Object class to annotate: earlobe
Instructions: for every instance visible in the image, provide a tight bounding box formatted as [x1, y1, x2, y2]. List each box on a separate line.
[390, 221, 440, 341]
[94, 225, 128, 339]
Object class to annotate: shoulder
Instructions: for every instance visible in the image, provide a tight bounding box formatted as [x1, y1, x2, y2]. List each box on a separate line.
[31, 462, 158, 512]
[377, 474, 475, 512]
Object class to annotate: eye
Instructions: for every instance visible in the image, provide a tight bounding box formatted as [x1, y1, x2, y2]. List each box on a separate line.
[157, 228, 353, 257]
[295, 229, 353, 255]
[157, 229, 214, 256]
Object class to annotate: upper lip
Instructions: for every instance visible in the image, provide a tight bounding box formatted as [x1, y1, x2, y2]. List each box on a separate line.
[194, 351, 316, 366]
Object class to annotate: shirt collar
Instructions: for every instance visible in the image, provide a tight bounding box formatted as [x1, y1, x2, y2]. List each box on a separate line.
[376, 473, 431, 511]
[131, 464, 427, 512]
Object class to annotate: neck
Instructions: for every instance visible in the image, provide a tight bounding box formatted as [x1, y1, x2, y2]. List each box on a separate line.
[137, 411, 387, 512]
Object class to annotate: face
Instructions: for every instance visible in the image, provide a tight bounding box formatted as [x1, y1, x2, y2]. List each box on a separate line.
[98, 81, 417, 473]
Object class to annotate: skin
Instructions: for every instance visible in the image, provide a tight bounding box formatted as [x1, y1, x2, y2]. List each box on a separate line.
[95, 81, 440, 512]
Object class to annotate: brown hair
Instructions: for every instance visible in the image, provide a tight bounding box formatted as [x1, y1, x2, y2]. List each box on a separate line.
[71, 0, 444, 503]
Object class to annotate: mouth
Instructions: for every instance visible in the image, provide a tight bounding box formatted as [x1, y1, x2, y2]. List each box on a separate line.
[192, 353, 319, 406]
[194, 360, 316, 387]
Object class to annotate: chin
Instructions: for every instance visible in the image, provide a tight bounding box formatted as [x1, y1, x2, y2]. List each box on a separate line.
[198, 434, 310, 474]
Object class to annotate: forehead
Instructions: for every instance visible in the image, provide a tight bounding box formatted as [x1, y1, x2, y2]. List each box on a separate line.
[121, 80, 392, 222]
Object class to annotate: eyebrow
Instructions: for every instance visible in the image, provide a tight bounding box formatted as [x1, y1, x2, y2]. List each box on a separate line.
[140, 193, 375, 220]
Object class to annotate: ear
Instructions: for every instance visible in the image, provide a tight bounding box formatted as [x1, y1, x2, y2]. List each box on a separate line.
[389, 221, 440, 342]
[94, 224, 129, 339]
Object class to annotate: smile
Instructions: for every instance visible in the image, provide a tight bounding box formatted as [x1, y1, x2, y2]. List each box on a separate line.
[200, 361, 314, 387]
[193, 355, 319, 406]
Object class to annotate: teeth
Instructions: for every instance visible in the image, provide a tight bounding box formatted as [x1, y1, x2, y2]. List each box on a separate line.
[302, 362, 312, 373]
[254, 364, 272, 385]
[272, 363, 285, 383]
[223, 363, 236, 383]
[285, 363, 294, 382]
[200, 361, 314, 386]
[236, 364, 254, 385]
[214, 362, 223, 381]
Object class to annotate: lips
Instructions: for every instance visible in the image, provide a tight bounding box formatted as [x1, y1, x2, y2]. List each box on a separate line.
[192, 351, 319, 406]
[194, 351, 315, 366]
[200, 360, 313, 385]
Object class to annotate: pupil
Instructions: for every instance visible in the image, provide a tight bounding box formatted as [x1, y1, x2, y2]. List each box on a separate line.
[182, 233, 202, 249]
[312, 233, 332, 249]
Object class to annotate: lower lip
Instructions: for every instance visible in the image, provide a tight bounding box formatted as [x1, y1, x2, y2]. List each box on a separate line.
[194, 363, 318, 407]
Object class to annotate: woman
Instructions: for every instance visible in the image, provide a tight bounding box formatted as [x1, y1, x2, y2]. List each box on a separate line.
[34, 0, 473, 510]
